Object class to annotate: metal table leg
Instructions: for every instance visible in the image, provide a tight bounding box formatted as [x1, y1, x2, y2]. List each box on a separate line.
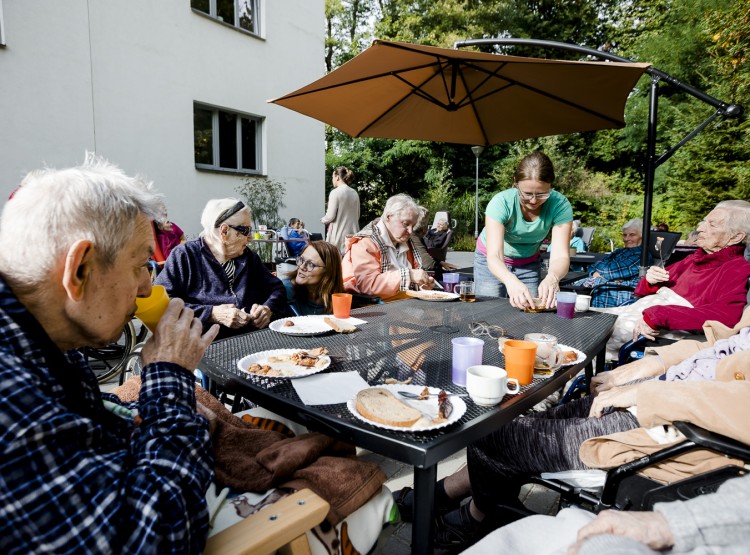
[411, 465, 438, 554]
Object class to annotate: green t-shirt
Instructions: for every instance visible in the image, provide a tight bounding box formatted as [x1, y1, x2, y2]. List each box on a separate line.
[479, 188, 573, 259]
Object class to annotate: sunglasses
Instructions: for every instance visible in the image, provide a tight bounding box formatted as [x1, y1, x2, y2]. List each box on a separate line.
[228, 224, 251, 236]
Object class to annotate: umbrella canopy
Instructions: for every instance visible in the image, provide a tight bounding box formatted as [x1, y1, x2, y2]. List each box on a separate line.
[270, 40, 651, 146]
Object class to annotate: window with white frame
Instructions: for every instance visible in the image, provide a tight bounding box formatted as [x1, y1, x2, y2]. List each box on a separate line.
[194, 104, 262, 174]
[191, 0, 260, 35]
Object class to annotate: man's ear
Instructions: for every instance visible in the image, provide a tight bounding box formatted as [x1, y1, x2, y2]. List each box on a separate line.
[730, 232, 746, 246]
[62, 240, 95, 301]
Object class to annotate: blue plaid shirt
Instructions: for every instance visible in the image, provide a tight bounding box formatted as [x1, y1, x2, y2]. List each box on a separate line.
[0, 278, 214, 554]
[573, 247, 650, 308]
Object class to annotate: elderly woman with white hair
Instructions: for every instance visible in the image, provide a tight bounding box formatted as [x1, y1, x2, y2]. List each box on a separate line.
[597, 200, 750, 360]
[155, 198, 286, 339]
[342, 193, 435, 299]
[571, 218, 647, 308]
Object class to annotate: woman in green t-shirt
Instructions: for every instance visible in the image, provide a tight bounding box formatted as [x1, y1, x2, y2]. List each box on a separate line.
[474, 151, 573, 308]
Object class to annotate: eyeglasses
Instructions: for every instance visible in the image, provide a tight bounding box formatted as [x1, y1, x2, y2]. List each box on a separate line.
[516, 187, 552, 201]
[469, 321, 508, 339]
[296, 256, 325, 272]
[228, 224, 251, 236]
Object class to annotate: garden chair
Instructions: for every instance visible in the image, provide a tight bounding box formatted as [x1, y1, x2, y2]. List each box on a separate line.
[579, 227, 596, 251]
[205, 488, 329, 555]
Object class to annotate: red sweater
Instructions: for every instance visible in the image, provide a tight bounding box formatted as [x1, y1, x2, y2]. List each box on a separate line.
[635, 245, 750, 331]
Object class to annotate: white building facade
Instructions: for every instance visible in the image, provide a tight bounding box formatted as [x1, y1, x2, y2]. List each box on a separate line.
[0, 0, 326, 237]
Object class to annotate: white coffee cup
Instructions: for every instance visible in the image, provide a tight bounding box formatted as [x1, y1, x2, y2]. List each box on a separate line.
[575, 294, 592, 312]
[466, 365, 520, 406]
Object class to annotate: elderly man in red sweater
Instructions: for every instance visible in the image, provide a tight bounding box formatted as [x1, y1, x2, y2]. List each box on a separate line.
[596, 200, 750, 359]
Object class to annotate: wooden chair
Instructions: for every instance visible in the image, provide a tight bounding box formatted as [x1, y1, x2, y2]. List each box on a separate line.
[205, 488, 329, 555]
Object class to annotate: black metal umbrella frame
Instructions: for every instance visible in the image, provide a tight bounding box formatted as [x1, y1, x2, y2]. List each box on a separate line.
[455, 38, 744, 268]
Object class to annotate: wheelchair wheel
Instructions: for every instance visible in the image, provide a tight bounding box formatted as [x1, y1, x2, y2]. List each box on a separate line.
[84, 320, 138, 384]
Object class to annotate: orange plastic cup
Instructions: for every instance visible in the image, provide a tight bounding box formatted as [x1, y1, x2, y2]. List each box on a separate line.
[134, 285, 170, 333]
[331, 293, 352, 319]
[503, 339, 537, 386]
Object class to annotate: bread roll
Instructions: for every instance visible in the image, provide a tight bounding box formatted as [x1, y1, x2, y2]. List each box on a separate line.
[324, 316, 356, 333]
[355, 388, 423, 428]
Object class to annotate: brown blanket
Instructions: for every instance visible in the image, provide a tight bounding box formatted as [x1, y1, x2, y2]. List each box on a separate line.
[112, 377, 386, 524]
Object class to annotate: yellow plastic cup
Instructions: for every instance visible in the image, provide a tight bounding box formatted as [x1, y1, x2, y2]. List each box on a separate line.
[134, 285, 170, 333]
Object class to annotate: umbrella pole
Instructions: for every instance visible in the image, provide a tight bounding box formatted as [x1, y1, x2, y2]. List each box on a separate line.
[640, 76, 660, 274]
[472, 146, 484, 238]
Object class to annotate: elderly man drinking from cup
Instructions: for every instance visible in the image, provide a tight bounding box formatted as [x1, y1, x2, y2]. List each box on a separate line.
[342, 193, 435, 300]
[0, 154, 219, 553]
[155, 198, 287, 340]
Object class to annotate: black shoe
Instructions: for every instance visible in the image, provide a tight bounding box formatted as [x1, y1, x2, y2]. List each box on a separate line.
[434, 504, 482, 550]
[392, 485, 462, 523]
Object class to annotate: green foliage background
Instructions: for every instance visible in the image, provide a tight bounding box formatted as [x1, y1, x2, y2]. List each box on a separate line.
[323, 0, 749, 251]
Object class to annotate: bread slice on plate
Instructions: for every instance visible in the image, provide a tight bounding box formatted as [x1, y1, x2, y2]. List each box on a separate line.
[355, 388, 423, 428]
[323, 316, 356, 333]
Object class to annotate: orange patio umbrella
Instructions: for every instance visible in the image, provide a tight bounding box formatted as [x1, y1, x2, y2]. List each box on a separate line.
[269, 40, 651, 146]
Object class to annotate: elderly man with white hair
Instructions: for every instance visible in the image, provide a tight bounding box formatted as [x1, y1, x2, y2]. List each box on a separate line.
[342, 193, 435, 299]
[155, 198, 287, 340]
[0, 155, 219, 553]
[571, 218, 647, 308]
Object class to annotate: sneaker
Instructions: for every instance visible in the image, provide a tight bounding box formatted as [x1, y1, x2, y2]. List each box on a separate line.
[434, 504, 482, 550]
[392, 485, 462, 523]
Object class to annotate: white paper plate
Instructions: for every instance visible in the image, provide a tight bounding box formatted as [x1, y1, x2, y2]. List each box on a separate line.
[347, 384, 466, 432]
[499, 343, 587, 375]
[237, 348, 331, 379]
[558, 345, 586, 366]
[269, 316, 333, 336]
[405, 290, 460, 302]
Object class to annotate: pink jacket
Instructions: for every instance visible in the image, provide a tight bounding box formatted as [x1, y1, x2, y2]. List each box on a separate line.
[635, 245, 750, 331]
[342, 224, 422, 299]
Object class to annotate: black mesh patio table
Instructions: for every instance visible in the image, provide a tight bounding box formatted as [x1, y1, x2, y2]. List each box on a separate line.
[198, 297, 616, 554]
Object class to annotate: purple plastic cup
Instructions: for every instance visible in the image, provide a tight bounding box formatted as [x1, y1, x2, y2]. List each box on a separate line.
[451, 337, 484, 386]
[442, 272, 460, 293]
[556, 292, 577, 319]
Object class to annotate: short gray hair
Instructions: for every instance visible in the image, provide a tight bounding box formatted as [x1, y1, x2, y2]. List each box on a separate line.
[622, 219, 643, 233]
[571, 219, 581, 234]
[0, 153, 162, 287]
[200, 198, 252, 239]
[715, 200, 750, 245]
[381, 193, 419, 222]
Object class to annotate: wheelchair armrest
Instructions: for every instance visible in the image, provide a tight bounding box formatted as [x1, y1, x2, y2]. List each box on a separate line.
[673, 421, 750, 461]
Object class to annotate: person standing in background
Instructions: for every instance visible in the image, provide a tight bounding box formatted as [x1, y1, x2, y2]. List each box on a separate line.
[321, 166, 360, 254]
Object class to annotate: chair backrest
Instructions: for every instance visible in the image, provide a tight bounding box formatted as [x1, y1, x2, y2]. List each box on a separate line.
[432, 211, 457, 229]
[580, 227, 596, 250]
[648, 231, 682, 265]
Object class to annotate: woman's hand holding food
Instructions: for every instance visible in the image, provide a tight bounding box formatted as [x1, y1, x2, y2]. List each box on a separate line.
[537, 275, 560, 308]
[506, 277, 536, 309]
[645, 265, 670, 285]
[409, 268, 435, 289]
[247, 303, 272, 329]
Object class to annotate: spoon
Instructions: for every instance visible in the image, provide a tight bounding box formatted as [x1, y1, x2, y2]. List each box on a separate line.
[398, 391, 468, 399]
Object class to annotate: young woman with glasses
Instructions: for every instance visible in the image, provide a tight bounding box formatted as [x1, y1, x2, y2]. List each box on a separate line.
[155, 198, 286, 339]
[283, 241, 344, 316]
[474, 151, 573, 309]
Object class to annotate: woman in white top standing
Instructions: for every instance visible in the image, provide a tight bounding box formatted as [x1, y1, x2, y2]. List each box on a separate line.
[321, 166, 360, 254]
